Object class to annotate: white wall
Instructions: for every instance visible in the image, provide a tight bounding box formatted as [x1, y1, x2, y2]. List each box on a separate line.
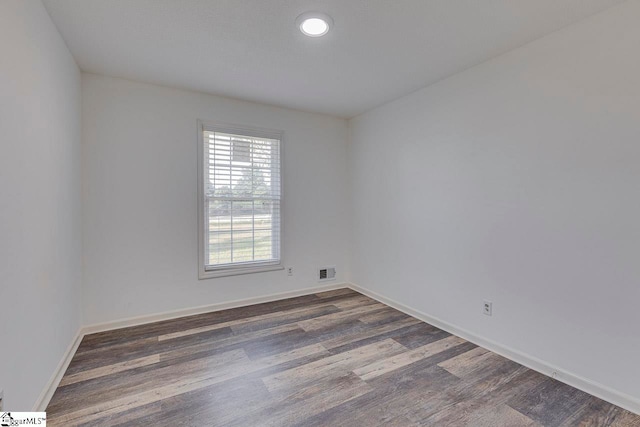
[0, 0, 82, 410]
[349, 0, 640, 403]
[82, 74, 349, 325]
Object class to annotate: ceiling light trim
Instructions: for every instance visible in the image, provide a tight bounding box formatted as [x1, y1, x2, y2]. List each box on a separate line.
[296, 12, 333, 37]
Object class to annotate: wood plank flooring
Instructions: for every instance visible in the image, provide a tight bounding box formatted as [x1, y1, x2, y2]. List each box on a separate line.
[46, 288, 640, 426]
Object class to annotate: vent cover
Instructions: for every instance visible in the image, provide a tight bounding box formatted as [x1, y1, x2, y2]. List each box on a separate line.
[318, 266, 336, 282]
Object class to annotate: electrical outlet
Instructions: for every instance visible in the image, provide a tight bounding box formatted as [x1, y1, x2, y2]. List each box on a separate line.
[287, 267, 293, 276]
[483, 301, 492, 316]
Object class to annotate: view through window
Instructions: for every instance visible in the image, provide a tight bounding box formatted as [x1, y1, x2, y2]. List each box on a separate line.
[199, 124, 282, 276]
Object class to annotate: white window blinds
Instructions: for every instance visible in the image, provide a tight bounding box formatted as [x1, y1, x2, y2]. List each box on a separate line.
[201, 126, 282, 273]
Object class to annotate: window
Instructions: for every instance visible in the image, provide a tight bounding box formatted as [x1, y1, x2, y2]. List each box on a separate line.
[197, 121, 283, 278]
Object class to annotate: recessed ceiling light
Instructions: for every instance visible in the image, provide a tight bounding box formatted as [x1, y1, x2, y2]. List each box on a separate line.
[296, 12, 333, 37]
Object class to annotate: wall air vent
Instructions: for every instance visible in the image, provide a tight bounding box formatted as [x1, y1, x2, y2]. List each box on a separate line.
[318, 266, 336, 282]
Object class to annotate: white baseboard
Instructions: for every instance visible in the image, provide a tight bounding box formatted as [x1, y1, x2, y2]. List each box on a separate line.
[34, 282, 348, 411]
[38, 281, 638, 416]
[83, 282, 348, 335]
[33, 328, 83, 412]
[347, 282, 640, 416]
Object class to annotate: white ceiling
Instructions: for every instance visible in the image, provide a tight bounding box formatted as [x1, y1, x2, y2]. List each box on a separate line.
[43, 0, 626, 118]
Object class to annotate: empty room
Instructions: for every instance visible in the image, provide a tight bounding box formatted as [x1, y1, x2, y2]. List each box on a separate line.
[2, 0, 640, 425]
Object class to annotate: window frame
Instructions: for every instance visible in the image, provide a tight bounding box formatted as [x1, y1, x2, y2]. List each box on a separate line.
[197, 120, 284, 279]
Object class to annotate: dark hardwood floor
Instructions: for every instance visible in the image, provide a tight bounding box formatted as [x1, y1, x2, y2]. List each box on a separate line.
[47, 288, 640, 426]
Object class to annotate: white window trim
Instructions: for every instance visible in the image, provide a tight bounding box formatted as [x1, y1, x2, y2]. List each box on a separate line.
[197, 120, 284, 279]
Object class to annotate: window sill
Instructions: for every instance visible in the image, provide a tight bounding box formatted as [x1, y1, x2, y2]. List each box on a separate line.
[199, 264, 284, 279]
